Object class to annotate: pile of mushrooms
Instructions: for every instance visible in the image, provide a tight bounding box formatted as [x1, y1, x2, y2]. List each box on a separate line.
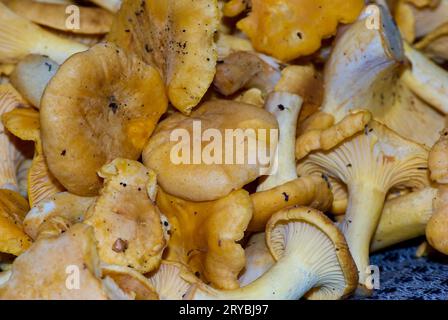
[0, 0, 447, 300]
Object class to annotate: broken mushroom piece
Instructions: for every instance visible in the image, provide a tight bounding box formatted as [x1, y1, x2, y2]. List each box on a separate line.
[143, 100, 278, 202]
[257, 92, 302, 191]
[156, 188, 253, 290]
[371, 186, 437, 252]
[23, 192, 95, 240]
[0, 189, 32, 256]
[0, 3, 88, 64]
[297, 120, 429, 293]
[236, 0, 364, 61]
[10, 55, 59, 108]
[319, 3, 444, 148]
[0, 223, 120, 299]
[84, 159, 167, 273]
[40, 43, 168, 196]
[187, 207, 358, 300]
[249, 175, 333, 232]
[3, 107, 65, 206]
[3, 0, 114, 35]
[108, 0, 219, 114]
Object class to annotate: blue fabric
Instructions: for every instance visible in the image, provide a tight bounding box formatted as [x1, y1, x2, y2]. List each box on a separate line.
[355, 240, 448, 300]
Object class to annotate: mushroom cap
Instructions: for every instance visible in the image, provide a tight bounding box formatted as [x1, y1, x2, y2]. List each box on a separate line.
[143, 99, 278, 202]
[84, 159, 167, 273]
[101, 264, 159, 300]
[266, 207, 358, 300]
[3, 106, 65, 206]
[108, 0, 219, 114]
[147, 261, 196, 300]
[23, 192, 95, 240]
[156, 188, 253, 290]
[0, 223, 112, 300]
[10, 55, 59, 108]
[0, 189, 32, 256]
[3, 0, 114, 35]
[40, 43, 168, 196]
[236, 0, 364, 61]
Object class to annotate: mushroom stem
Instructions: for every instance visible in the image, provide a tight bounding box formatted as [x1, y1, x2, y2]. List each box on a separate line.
[338, 183, 386, 293]
[257, 92, 303, 192]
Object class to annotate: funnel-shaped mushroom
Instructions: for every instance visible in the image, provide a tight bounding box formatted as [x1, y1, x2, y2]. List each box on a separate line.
[297, 120, 429, 292]
[3, 0, 114, 35]
[187, 207, 358, 300]
[0, 189, 32, 256]
[156, 188, 253, 290]
[108, 0, 219, 114]
[3, 107, 65, 206]
[143, 100, 278, 202]
[84, 159, 167, 273]
[236, 0, 364, 61]
[0, 223, 126, 299]
[316, 4, 444, 148]
[0, 3, 88, 64]
[10, 55, 59, 108]
[40, 43, 168, 196]
[23, 192, 95, 240]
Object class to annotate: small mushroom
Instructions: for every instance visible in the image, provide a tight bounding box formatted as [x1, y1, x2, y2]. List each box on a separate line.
[236, 0, 364, 61]
[84, 159, 167, 273]
[3, 106, 65, 206]
[187, 207, 358, 300]
[297, 120, 429, 293]
[0, 2, 88, 64]
[10, 55, 59, 108]
[40, 43, 168, 196]
[108, 0, 219, 114]
[0, 189, 32, 256]
[3, 0, 114, 35]
[23, 192, 95, 240]
[143, 100, 278, 202]
[156, 188, 253, 290]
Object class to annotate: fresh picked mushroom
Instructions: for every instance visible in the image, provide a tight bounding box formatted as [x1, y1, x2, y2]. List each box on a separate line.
[0, 223, 129, 299]
[84, 159, 167, 273]
[186, 207, 358, 300]
[0, 189, 32, 256]
[10, 55, 59, 108]
[107, 0, 219, 114]
[143, 99, 278, 202]
[23, 192, 96, 240]
[297, 120, 430, 293]
[156, 188, 253, 290]
[428, 128, 448, 184]
[3, 106, 65, 206]
[40, 43, 168, 196]
[235, 0, 364, 61]
[0, 2, 88, 64]
[2, 0, 114, 35]
[303, 4, 445, 150]
[426, 185, 448, 254]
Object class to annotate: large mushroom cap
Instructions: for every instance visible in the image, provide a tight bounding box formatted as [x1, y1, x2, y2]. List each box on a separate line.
[266, 207, 358, 300]
[143, 99, 278, 202]
[40, 43, 168, 196]
[84, 159, 167, 273]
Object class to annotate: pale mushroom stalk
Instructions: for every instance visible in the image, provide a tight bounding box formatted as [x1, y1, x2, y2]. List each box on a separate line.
[297, 121, 429, 293]
[188, 207, 357, 300]
[257, 92, 303, 191]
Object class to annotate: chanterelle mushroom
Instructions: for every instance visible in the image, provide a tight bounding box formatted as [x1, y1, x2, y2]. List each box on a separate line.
[312, 3, 444, 148]
[187, 207, 358, 300]
[426, 185, 448, 254]
[297, 120, 429, 293]
[415, 22, 448, 62]
[108, 0, 219, 114]
[0, 2, 88, 64]
[143, 100, 278, 202]
[40, 43, 168, 196]
[156, 188, 253, 290]
[84, 159, 167, 273]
